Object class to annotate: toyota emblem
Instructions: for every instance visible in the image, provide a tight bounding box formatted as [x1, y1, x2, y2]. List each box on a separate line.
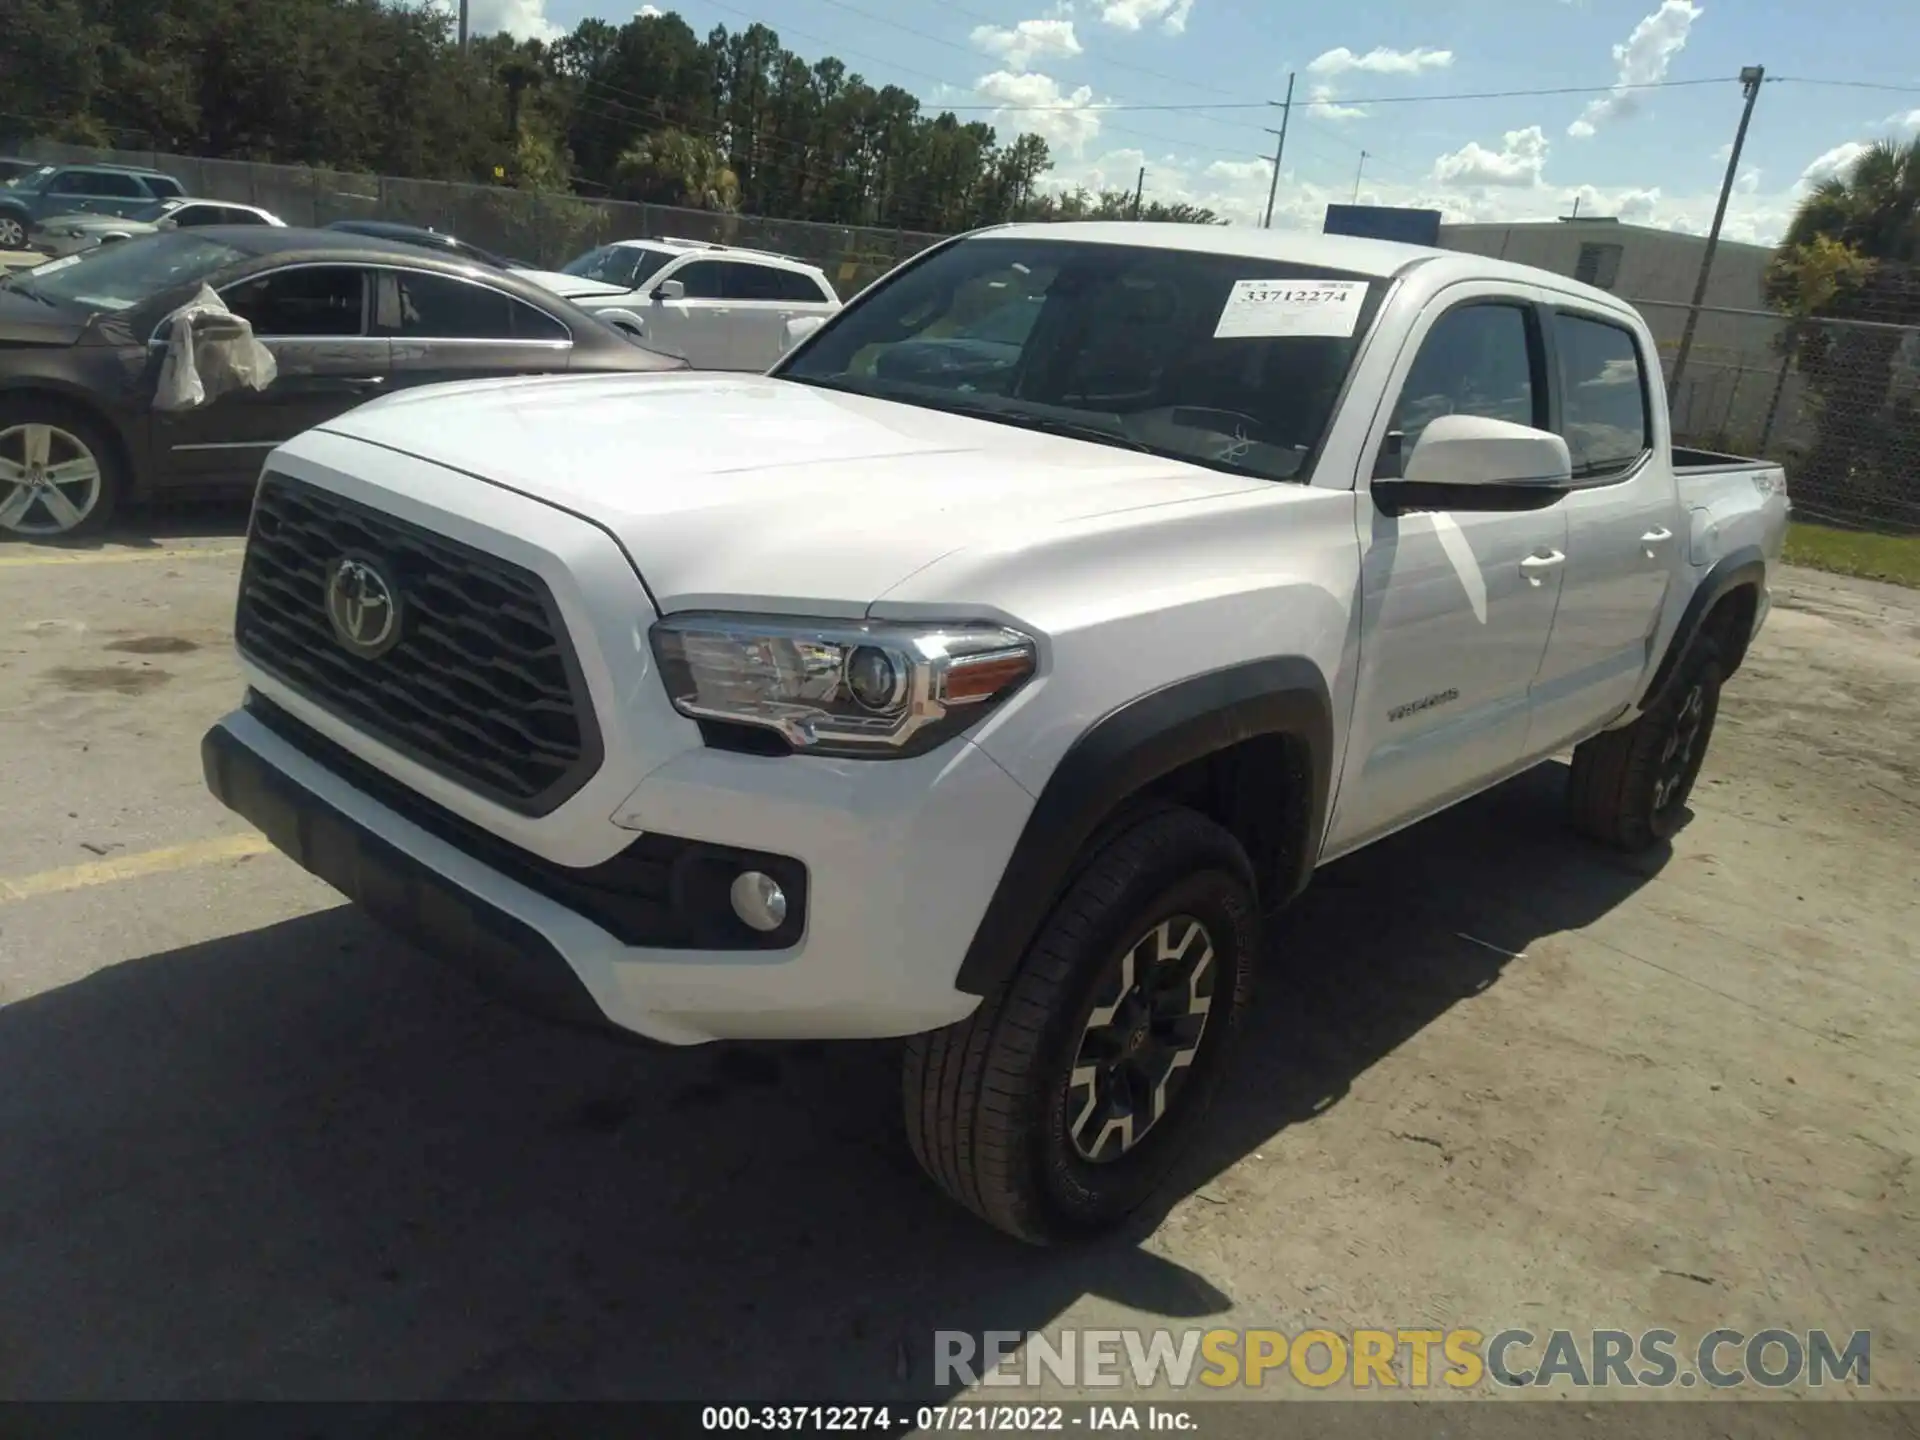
[324, 555, 402, 659]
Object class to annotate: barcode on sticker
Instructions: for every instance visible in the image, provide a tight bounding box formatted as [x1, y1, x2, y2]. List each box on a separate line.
[1215, 278, 1367, 339]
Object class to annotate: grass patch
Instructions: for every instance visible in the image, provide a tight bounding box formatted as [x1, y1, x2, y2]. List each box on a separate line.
[1782, 522, 1920, 588]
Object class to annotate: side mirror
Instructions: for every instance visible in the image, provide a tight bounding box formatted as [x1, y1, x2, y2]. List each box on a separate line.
[652, 278, 686, 301]
[1395, 414, 1572, 491]
[782, 314, 827, 350]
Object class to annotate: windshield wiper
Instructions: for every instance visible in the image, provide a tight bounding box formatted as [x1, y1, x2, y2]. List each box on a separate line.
[956, 406, 1159, 455]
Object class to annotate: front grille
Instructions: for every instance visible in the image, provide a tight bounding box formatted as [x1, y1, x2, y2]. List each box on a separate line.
[235, 473, 601, 814]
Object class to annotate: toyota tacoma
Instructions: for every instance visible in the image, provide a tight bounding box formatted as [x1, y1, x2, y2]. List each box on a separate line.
[202, 222, 1790, 1243]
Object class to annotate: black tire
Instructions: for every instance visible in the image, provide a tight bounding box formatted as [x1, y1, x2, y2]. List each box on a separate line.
[904, 805, 1258, 1244]
[1567, 636, 1725, 851]
[0, 397, 123, 540]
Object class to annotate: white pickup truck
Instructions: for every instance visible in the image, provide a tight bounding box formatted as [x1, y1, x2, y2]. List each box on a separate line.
[202, 222, 1789, 1244]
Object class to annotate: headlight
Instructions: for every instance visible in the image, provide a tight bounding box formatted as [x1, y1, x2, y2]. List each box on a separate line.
[650, 614, 1037, 757]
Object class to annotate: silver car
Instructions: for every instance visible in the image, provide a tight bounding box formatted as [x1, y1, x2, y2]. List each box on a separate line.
[31, 198, 285, 257]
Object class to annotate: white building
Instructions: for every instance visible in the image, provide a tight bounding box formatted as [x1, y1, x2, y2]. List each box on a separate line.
[1437, 217, 1799, 448]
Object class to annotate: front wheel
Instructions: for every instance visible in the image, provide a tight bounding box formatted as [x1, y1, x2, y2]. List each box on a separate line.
[0, 402, 123, 539]
[904, 806, 1258, 1244]
[0, 212, 27, 250]
[1567, 637, 1725, 851]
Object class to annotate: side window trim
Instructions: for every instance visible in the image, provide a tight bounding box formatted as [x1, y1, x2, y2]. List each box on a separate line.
[1544, 302, 1654, 488]
[1372, 293, 1549, 480]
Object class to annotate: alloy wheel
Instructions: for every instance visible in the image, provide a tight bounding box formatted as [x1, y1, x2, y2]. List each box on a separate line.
[0, 423, 105, 537]
[1066, 915, 1217, 1164]
[1651, 682, 1707, 814]
[0, 216, 26, 250]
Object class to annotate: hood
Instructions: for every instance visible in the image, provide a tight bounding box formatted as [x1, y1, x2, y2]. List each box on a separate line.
[0, 285, 88, 346]
[34, 213, 155, 235]
[313, 371, 1266, 614]
[511, 268, 630, 300]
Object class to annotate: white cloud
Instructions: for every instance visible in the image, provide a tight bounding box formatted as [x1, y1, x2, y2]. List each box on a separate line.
[1432, 125, 1550, 187]
[1045, 137, 1800, 245]
[1306, 83, 1368, 122]
[976, 70, 1105, 152]
[1711, 142, 1732, 163]
[1567, 0, 1701, 139]
[1882, 108, 1920, 134]
[970, 19, 1082, 73]
[637, 3, 662, 13]
[465, 0, 561, 41]
[1798, 141, 1869, 188]
[1097, 0, 1194, 35]
[1306, 45, 1453, 77]
[1734, 166, 1761, 194]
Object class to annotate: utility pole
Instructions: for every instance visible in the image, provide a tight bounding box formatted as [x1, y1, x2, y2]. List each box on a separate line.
[1132, 166, 1145, 220]
[1669, 64, 1765, 403]
[458, 0, 469, 51]
[1262, 73, 1294, 230]
[1351, 150, 1369, 203]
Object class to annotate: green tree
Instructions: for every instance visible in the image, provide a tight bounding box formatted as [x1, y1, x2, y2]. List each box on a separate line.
[1765, 137, 1920, 514]
[615, 128, 740, 211]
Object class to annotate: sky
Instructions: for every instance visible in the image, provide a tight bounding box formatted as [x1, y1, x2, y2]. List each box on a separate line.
[458, 0, 1920, 245]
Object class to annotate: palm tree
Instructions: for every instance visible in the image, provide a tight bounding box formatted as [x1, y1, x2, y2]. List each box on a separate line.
[614, 129, 741, 212]
[1764, 136, 1920, 515]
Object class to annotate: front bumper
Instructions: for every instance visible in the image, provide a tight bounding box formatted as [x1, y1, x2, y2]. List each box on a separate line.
[203, 701, 1033, 1046]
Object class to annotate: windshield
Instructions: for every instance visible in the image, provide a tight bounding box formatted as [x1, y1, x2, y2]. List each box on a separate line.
[777, 237, 1385, 483]
[562, 244, 673, 289]
[6, 165, 56, 192]
[5, 232, 246, 312]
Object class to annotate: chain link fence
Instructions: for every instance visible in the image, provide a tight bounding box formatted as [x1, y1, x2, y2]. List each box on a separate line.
[1632, 292, 1920, 534]
[3, 141, 947, 298]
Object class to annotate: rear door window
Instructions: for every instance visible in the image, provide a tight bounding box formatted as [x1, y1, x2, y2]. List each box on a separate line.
[375, 270, 569, 341]
[1552, 312, 1651, 479]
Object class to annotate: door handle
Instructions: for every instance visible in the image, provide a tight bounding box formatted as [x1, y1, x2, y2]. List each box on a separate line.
[1640, 526, 1674, 557]
[1520, 550, 1565, 586]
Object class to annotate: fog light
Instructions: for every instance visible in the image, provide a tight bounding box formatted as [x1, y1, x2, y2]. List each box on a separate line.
[730, 870, 788, 932]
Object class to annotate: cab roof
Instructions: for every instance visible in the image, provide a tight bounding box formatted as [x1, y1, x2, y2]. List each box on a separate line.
[972, 220, 1630, 311]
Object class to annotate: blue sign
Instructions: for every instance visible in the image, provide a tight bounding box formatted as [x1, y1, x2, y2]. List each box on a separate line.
[1323, 204, 1443, 246]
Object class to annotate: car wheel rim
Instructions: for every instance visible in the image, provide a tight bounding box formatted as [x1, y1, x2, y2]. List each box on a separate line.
[0, 423, 104, 537]
[1651, 682, 1707, 814]
[0, 218, 24, 248]
[1066, 915, 1217, 1164]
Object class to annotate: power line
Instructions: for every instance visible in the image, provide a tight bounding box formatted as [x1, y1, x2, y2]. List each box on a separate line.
[922, 74, 1742, 112]
[1771, 76, 1920, 95]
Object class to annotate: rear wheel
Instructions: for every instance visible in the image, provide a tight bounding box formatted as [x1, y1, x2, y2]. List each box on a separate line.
[0, 403, 121, 539]
[0, 213, 27, 250]
[1567, 637, 1724, 851]
[904, 806, 1258, 1244]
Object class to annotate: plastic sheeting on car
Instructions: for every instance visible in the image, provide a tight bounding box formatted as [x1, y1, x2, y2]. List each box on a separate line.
[153, 284, 278, 411]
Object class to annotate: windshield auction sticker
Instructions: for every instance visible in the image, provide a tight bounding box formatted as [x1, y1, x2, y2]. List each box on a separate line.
[1214, 278, 1366, 339]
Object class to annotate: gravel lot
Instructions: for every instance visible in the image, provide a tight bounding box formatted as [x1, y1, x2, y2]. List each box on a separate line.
[0, 520, 1914, 1418]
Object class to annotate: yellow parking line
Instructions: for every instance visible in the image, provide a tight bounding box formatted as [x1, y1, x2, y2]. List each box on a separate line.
[0, 544, 246, 569]
[0, 832, 275, 904]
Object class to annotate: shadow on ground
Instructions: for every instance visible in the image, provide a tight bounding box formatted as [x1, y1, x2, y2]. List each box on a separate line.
[0, 761, 1675, 1400]
[0, 498, 251, 552]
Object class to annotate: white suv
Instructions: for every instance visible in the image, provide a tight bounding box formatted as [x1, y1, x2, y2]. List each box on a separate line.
[516, 237, 840, 370]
